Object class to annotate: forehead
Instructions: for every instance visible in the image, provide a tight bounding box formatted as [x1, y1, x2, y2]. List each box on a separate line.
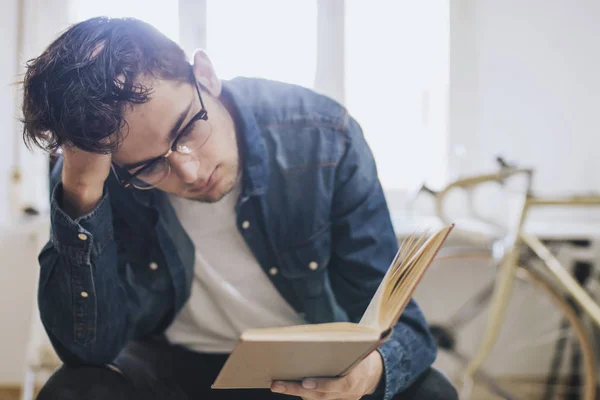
[112, 77, 193, 165]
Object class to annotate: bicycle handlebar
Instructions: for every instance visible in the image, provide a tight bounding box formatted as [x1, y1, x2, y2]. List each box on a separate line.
[415, 156, 600, 240]
[417, 156, 534, 227]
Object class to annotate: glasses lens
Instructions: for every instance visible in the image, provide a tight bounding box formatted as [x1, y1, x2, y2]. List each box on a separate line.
[176, 120, 212, 154]
[133, 158, 171, 190]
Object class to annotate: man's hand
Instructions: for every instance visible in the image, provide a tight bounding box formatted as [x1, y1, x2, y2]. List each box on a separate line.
[270, 350, 384, 399]
[61, 145, 112, 219]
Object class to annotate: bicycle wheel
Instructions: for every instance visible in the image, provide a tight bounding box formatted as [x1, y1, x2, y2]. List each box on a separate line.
[413, 245, 597, 400]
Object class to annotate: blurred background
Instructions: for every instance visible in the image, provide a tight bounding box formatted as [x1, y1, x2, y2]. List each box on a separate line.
[2, 0, 600, 399]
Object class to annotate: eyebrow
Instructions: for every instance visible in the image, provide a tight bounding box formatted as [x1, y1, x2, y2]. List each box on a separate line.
[120, 100, 194, 170]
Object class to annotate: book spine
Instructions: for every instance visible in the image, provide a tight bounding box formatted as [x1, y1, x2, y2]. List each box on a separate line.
[336, 330, 393, 377]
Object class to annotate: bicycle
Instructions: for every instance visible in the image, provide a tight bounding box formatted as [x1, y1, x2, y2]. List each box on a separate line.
[411, 157, 600, 399]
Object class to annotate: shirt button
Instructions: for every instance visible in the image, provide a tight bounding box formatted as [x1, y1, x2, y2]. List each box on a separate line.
[242, 221, 250, 229]
[269, 267, 278, 276]
[308, 261, 318, 271]
[77, 233, 88, 241]
[149, 262, 158, 271]
[80, 291, 89, 298]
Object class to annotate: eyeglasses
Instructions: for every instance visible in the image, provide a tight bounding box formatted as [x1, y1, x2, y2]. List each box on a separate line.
[113, 76, 212, 190]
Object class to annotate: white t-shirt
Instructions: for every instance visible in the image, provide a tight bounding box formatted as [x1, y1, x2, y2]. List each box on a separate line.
[164, 179, 304, 353]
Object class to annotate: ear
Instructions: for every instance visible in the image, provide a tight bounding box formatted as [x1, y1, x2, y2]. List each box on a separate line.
[192, 49, 222, 97]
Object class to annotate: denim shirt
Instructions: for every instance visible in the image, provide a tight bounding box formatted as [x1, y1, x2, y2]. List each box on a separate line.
[38, 77, 436, 400]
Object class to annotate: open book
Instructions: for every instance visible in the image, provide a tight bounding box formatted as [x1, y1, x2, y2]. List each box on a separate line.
[212, 224, 454, 389]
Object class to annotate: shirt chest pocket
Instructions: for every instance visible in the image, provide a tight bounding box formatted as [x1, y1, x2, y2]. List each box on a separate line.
[119, 235, 171, 293]
[276, 226, 332, 298]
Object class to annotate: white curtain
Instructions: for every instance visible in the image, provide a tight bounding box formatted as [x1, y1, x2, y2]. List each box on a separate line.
[8, 0, 70, 388]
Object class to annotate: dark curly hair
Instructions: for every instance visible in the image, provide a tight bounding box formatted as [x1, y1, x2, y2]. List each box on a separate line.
[21, 17, 193, 154]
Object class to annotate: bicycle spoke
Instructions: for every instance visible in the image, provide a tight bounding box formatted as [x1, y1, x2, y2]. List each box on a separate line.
[542, 318, 570, 400]
[527, 314, 567, 342]
[511, 326, 573, 351]
[446, 280, 496, 329]
[445, 349, 519, 399]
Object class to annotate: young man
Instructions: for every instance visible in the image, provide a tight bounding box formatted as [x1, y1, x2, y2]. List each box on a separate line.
[22, 17, 457, 400]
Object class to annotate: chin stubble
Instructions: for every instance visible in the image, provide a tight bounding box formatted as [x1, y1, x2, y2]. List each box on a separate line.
[190, 175, 237, 204]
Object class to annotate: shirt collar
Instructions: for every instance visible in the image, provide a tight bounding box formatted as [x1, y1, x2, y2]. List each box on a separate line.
[220, 80, 268, 197]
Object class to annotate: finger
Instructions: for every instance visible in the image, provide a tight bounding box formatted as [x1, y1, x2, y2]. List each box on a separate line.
[271, 381, 328, 399]
[302, 377, 352, 394]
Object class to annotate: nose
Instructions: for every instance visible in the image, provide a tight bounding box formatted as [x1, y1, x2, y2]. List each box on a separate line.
[169, 153, 201, 185]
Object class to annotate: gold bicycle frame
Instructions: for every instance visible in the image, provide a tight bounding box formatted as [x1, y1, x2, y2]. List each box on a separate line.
[430, 166, 600, 384]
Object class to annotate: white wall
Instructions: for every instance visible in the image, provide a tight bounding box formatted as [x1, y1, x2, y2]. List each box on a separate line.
[0, 221, 48, 386]
[0, 0, 45, 376]
[441, 0, 600, 230]
[448, 0, 479, 179]
[0, 0, 66, 385]
[451, 0, 600, 192]
[0, 0, 69, 228]
[476, 0, 600, 193]
[0, 0, 38, 386]
[0, 0, 18, 224]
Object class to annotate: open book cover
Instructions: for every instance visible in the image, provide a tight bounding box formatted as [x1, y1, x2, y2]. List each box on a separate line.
[212, 224, 454, 389]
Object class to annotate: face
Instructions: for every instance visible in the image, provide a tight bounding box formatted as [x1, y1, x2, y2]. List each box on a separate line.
[112, 52, 239, 203]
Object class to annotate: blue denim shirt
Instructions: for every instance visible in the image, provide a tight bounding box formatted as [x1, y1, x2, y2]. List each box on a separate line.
[39, 78, 436, 400]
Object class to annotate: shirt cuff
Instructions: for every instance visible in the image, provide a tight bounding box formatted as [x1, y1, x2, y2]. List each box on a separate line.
[50, 182, 114, 263]
[376, 339, 410, 400]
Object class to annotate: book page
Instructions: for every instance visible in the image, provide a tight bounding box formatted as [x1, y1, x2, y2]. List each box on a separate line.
[379, 225, 453, 329]
[359, 232, 424, 328]
[358, 276, 387, 329]
[382, 232, 429, 303]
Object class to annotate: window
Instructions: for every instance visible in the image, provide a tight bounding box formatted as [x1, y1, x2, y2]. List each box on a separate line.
[67, 0, 447, 192]
[206, 0, 317, 88]
[345, 1, 449, 191]
[69, 0, 179, 42]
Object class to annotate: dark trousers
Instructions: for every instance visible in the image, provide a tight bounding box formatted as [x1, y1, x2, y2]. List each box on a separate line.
[37, 338, 458, 400]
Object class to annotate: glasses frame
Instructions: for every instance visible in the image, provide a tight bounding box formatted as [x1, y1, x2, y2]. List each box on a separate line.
[114, 74, 209, 190]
